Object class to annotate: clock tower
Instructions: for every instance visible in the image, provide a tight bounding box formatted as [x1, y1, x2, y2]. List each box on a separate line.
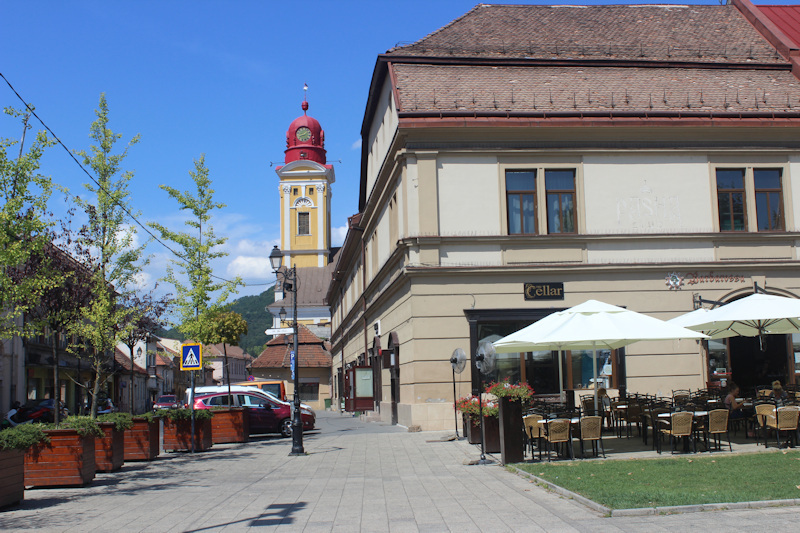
[275, 100, 335, 268]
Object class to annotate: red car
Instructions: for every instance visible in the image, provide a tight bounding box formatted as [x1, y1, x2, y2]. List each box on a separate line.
[193, 391, 315, 437]
[153, 395, 180, 410]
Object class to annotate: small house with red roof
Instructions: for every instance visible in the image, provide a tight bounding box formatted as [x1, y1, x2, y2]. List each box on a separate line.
[251, 324, 332, 410]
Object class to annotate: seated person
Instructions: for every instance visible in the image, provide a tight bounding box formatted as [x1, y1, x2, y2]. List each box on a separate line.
[724, 383, 746, 419]
[770, 380, 789, 405]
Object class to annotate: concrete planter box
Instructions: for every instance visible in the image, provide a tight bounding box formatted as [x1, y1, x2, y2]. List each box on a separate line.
[163, 418, 212, 452]
[0, 449, 24, 509]
[210, 408, 249, 444]
[25, 429, 95, 488]
[124, 417, 159, 461]
[95, 422, 124, 472]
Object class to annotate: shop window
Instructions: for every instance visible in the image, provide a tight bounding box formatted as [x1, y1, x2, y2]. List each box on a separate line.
[568, 349, 615, 390]
[505, 170, 536, 234]
[299, 382, 319, 402]
[707, 339, 731, 387]
[297, 212, 310, 235]
[545, 169, 576, 234]
[716, 169, 746, 231]
[754, 169, 784, 231]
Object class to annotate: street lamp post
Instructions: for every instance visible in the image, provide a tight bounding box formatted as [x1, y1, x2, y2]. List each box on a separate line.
[270, 245, 304, 456]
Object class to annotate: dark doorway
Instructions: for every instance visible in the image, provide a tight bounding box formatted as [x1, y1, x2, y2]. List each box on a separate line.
[729, 334, 789, 391]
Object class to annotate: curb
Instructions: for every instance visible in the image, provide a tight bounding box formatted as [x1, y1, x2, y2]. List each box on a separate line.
[507, 465, 800, 517]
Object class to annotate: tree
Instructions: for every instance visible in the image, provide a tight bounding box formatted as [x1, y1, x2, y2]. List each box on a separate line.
[148, 155, 242, 344]
[118, 289, 172, 414]
[71, 94, 146, 417]
[207, 310, 248, 403]
[0, 106, 58, 340]
[11, 240, 93, 424]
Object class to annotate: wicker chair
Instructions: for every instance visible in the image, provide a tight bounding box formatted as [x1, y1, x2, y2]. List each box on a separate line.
[579, 416, 605, 458]
[522, 414, 544, 459]
[623, 400, 643, 438]
[754, 403, 777, 447]
[544, 418, 573, 461]
[658, 411, 695, 454]
[707, 409, 731, 452]
[769, 406, 800, 448]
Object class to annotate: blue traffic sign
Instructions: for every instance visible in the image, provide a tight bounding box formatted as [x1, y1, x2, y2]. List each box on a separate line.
[290, 350, 295, 380]
[181, 343, 202, 371]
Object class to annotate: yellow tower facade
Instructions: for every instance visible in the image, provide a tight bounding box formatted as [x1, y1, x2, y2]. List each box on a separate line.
[276, 101, 335, 268]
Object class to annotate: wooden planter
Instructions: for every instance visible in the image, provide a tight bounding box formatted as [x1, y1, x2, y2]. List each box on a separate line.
[95, 423, 124, 472]
[0, 449, 24, 509]
[124, 417, 159, 461]
[498, 398, 524, 465]
[464, 414, 501, 453]
[210, 408, 249, 444]
[24, 429, 95, 488]
[162, 417, 212, 452]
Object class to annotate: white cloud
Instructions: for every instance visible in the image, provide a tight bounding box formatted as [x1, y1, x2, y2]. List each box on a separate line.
[132, 271, 152, 289]
[351, 138, 362, 150]
[331, 225, 348, 247]
[227, 256, 274, 279]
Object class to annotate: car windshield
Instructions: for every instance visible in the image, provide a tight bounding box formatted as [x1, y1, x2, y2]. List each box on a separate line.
[157, 396, 175, 402]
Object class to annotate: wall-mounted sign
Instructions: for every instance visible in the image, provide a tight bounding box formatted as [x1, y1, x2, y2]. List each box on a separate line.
[524, 282, 564, 300]
[665, 272, 747, 290]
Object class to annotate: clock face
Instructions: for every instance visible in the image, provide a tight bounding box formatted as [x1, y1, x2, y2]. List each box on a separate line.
[296, 127, 311, 142]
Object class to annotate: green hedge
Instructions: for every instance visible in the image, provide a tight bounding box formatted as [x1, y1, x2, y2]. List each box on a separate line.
[97, 412, 134, 431]
[0, 424, 50, 450]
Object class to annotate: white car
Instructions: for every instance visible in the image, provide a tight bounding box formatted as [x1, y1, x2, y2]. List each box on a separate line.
[186, 385, 314, 413]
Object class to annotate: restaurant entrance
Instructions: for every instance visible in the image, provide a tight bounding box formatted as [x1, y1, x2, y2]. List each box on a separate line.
[728, 334, 791, 391]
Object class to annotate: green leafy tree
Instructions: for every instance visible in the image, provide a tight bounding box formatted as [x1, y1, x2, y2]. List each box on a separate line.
[148, 155, 242, 344]
[0, 106, 58, 339]
[71, 94, 146, 418]
[206, 310, 248, 402]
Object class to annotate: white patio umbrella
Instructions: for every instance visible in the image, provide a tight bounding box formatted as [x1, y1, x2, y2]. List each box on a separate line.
[668, 293, 800, 341]
[493, 300, 708, 410]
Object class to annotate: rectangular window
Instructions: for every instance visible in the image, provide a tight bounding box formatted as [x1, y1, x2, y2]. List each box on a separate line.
[505, 170, 536, 234]
[545, 169, 576, 234]
[754, 168, 783, 231]
[716, 169, 746, 231]
[298, 382, 319, 402]
[292, 187, 299, 196]
[297, 212, 310, 235]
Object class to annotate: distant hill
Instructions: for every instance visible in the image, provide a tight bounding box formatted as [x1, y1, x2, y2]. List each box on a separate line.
[229, 286, 275, 356]
[155, 286, 275, 357]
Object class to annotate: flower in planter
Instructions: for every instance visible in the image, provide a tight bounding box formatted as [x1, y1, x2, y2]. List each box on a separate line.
[455, 395, 499, 420]
[485, 379, 535, 405]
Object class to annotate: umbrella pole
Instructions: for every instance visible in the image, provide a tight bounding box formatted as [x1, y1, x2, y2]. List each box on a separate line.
[558, 349, 564, 402]
[593, 341, 599, 413]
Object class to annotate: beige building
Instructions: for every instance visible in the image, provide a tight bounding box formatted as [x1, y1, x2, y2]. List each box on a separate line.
[327, 1, 800, 430]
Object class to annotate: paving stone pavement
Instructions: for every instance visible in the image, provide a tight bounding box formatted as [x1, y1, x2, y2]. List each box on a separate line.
[1, 411, 798, 532]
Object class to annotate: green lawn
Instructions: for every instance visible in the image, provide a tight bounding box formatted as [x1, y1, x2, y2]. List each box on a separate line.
[514, 450, 800, 509]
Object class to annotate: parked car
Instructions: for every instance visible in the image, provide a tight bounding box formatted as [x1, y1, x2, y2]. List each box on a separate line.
[193, 391, 315, 437]
[153, 394, 180, 410]
[187, 385, 313, 411]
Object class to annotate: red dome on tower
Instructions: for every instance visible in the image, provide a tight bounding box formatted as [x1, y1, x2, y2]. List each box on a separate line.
[285, 101, 326, 164]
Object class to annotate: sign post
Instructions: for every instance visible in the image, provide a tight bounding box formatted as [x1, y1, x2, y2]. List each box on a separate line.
[181, 344, 202, 453]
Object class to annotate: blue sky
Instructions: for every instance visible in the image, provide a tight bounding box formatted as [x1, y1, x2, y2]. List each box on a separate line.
[0, 0, 785, 303]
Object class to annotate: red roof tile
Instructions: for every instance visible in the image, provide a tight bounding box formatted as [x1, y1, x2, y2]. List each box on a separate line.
[392, 63, 800, 114]
[251, 325, 331, 369]
[390, 4, 784, 64]
[114, 348, 147, 374]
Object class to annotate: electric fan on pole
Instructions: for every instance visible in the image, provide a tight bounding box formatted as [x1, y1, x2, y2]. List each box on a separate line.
[474, 341, 496, 465]
[450, 348, 467, 438]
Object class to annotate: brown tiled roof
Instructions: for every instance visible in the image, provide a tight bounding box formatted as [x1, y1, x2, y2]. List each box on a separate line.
[273, 262, 335, 307]
[156, 354, 174, 367]
[204, 343, 251, 360]
[393, 63, 800, 114]
[114, 348, 147, 374]
[251, 324, 331, 369]
[389, 4, 783, 64]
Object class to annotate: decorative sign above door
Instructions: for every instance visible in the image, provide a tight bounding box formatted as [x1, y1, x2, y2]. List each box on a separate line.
[524, 282, 564, 301]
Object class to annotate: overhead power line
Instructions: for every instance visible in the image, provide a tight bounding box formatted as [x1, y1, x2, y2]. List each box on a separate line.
[1, 72, 274, 288]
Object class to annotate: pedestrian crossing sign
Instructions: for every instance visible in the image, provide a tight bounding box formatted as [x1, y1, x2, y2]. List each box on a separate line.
[181, 343, 202, 371]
